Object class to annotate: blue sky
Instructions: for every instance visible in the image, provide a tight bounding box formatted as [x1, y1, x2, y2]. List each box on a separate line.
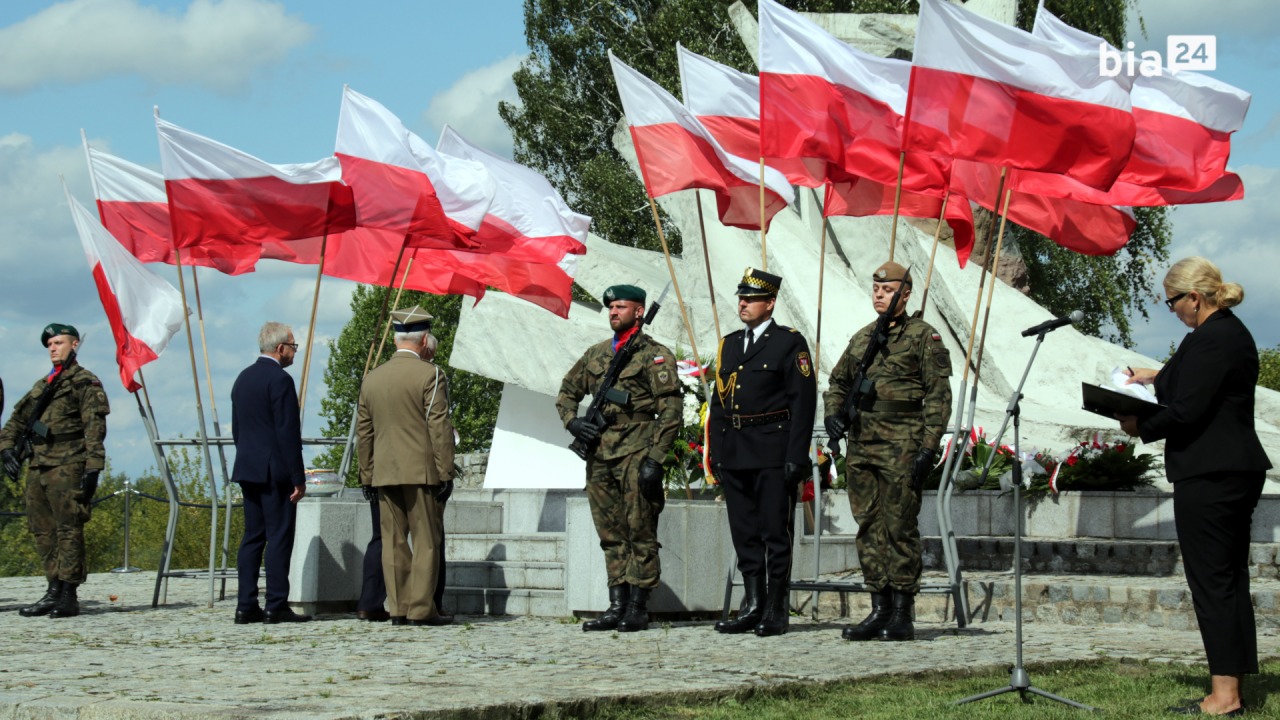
[0, 0, 1276, 480]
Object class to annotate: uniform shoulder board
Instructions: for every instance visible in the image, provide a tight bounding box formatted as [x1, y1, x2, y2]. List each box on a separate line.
[788, 327, 799, 333]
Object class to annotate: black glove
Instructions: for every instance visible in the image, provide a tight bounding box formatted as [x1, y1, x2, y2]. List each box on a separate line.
[823, 415, 848, 443]
[784, 461, 811, 485]
[1, 449, 20, 480]
[637, 458, 664, 503]
[80, 469, 100, 501]
[567, 418, 602, 444]
[910, 449, 937, 492]
[361, 485, 378, 502]
[432, 479, 454, 503]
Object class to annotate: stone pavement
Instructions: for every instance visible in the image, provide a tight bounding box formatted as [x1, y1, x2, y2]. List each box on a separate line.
[0, 572, 1276, 719]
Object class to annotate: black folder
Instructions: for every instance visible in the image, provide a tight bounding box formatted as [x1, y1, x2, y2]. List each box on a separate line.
[1081, 382, 1165, 419]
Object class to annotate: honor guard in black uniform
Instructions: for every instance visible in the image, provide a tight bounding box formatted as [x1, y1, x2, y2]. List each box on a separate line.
[709, 268, 817, 637]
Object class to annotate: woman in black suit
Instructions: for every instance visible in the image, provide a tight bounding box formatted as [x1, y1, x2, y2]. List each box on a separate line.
[1120, 256, 1271, 717]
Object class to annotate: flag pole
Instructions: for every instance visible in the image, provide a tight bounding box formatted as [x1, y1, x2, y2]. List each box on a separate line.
[694, 190, 723, 345]
[888, 152, 907, 262]
[372, 251, 416, 366]
[759, 158, 768, 270]
[917, 193, 950, 315]
[297, 234, 329, 417]
[156, 106, 223, 609]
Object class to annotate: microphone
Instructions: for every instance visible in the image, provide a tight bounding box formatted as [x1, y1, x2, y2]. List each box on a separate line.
[1021, 310, 1084, 337]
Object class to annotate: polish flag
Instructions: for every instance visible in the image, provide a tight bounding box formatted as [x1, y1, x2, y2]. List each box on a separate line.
[336, 87, 495, 248]
[65, 187, 186, 392]
[823, 173, 977, 266]
[1033, 6, 1249, 194]
[757, 0, 949, 196]
[321, 228, 488, 299]
[953, 160, 1136, 256]
[86, 145, 263, 275]
[609, 51, 794, 231]
[906, 0, 1135, 190]
[156, 116, 357, 250]
[675, 43, 818, 187]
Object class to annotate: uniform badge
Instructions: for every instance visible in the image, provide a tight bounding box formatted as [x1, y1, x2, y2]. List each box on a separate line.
[653, 356, 665, 364]
[658, 370, 670, 384]
[796, 352, 812, 377]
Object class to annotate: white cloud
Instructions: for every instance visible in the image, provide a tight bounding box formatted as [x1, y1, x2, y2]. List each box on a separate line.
[0, 0, 313, 94]
[423, 53, 523, 158]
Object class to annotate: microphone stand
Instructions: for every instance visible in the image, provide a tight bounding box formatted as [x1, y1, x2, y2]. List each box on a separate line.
[954, 329, 1095, 711]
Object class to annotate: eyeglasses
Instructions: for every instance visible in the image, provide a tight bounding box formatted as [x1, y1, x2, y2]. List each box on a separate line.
[1163, 292, 1188, 311]
[280, 342, 299, 351]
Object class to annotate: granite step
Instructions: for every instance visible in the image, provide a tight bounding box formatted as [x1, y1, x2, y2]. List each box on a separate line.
[444, 500, 504, 535]
[447, 560, 565, 591]
[447, 532, 566, 564]
[443, 586, 568, 617]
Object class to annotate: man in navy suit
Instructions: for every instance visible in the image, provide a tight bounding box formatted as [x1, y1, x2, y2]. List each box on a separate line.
[231, 321, 311, 624]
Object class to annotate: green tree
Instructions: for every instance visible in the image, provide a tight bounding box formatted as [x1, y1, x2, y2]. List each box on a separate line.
[1260, 345, 1280, 393]
[315, 286, 502, 486]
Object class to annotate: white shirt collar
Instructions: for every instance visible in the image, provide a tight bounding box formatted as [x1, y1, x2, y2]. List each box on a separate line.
[744, 318, 773, 349]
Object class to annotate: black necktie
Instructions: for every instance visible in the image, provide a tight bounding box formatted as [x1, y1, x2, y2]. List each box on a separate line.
[746, 330, 755, 353]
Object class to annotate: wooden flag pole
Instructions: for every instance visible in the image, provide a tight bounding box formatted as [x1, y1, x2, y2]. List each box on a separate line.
[916, 193, 950, 316]
[360, 240, 410, 377]
[373, 251, 417, 365]
[970, 187, 1014, 393]
[888, 152, 907, 262]
[759, 158, 768, 270]
[694, 191, 723, 345]
[297, 235, 329, 418]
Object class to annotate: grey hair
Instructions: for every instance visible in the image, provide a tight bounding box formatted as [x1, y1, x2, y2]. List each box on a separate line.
[394, 330, 429, 345]
[258, 322, 292, 353]
[424, 333, 439, 359]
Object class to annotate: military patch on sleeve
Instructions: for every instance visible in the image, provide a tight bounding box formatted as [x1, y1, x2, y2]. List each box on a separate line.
[931, 333, 941, 341]
[796, 352, 812, 377]
[653, 355, 665, 364]
[658, 370, 670, 384]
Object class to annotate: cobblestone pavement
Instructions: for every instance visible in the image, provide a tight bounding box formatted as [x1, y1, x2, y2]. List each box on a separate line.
[0, 572, 1276, 719]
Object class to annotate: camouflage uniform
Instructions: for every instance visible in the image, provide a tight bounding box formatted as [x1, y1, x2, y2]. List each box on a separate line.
[0, 362, 110, 584]
[556, 333, 682, 589]
[825, 315, 950, 593]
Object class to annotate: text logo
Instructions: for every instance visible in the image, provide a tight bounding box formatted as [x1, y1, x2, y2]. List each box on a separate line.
[1098, 37, 1217, 78]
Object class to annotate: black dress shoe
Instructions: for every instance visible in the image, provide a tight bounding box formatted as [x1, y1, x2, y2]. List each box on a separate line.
[234, 607, 264, 625]
[390, 616, 408, 626]
[408, 614, 454, 626]
[263, 608, 312, 624]
[356, 609, 390, 622]
[1166, 700, 1245, 716]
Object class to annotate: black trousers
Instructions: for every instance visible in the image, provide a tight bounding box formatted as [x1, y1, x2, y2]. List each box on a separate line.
[1174, 471, 1265, 676]
[358, 495, 446, 613]
[718, 466, 797, 584]
[236, 481, 296, 613]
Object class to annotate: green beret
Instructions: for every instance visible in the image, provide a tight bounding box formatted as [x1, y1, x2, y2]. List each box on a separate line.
[41, 323, 79, 347]
[602, 284, 646, 305]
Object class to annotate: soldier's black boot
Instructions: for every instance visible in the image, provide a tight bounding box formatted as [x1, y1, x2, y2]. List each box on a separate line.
[754, 579, 789, 637]
[841, 589, 891, 641]
[616, 587, 650, 632]
[19, 580, 61, 617]
[879, 590, 915, 641]
[582, 584, 630, 632]
[714, 574, 764, 634]
[49, 582, 80, 618]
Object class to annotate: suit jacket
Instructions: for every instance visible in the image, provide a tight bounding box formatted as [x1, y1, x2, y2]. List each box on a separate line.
[230, 356, 305, 486]
[1139, 309, 1272, 482]
[709, 321, 818, 470]
[356, 352, 455, 487]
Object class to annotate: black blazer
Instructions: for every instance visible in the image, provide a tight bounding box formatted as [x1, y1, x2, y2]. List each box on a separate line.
[710, 321, 818, 470]
[230, 357, 306, 486]
[1139, 309, 1271, 482]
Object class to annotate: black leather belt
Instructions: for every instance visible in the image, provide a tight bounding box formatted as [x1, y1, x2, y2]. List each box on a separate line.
[728, 409, 790, 430]
[868, 400, 922, 413]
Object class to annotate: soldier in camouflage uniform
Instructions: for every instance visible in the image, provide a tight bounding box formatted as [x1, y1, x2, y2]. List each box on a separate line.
[0, 323, 110, 619]
[556, 284, 682, 632]
[824, 262, 951, 642]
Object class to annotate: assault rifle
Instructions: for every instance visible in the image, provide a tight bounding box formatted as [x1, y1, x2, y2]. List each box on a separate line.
[569, 283, 670, 461]
[827, 274, 910, 457]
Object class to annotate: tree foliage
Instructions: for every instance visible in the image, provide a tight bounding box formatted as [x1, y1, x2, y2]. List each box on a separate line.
[314, 286, 502, 486]
[1261, 345, 1280, 393]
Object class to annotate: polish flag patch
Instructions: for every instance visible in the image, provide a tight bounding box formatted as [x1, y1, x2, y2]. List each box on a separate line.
[654, 356, 666, 364]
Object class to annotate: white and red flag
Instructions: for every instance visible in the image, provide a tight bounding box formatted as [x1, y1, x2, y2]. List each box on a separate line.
[336, 87, 495, 249]
[1029, 5, 1249, 198]
[156, 116, 357, 251]
[608, 50, 794, 231]
[906, 0, 1135, 190]
[64, 186, 186, 393]
[757, 0, 949, 196]
[85, 144, 267, 275]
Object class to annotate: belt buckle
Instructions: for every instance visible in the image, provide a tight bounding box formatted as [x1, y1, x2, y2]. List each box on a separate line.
[731, 415, 742, 430]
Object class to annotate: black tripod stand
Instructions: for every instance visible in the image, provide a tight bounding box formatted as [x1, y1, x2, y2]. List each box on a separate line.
[954, 330, 1095, 710]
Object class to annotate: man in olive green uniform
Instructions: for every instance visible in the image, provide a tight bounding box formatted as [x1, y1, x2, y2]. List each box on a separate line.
[0, 323, 110, 618]
[824, 262, 951, 642]
[557, 284, 682, 632]
[357, 305, 455, 626]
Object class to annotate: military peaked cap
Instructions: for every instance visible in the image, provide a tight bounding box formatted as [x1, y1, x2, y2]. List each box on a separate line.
[736, 267, 782, 298]
[602, 284, 646, 305]
[872, 261, 912, 285]
[41, 323, 79, 347]
[390, 305, 434, 333]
